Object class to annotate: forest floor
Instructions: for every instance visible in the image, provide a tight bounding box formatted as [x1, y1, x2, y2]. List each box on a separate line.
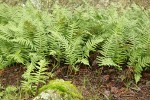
[0, 65, 150, 100]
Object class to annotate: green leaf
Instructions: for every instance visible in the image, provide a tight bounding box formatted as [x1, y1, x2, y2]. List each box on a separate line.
[77, 58, 90, 66]
[134, 73, 142, 84]
[98, 58, 122, 70]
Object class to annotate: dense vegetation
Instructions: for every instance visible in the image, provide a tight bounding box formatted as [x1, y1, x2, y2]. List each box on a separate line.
[0, 0, 150, 99]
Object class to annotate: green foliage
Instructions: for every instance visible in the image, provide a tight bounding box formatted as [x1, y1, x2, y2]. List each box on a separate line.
[0, 85, 20, 100]
[0, 0, 150, 86]
[97, 3, 150, 83]
[38, 79, 83, 100]
[21, 59, 49, 95]
[0, 1, 150, 100]
[0, 1, 103, 71]
[0, 2, 49, 68]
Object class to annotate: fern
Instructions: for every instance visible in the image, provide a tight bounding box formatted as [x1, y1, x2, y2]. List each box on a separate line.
[21, 59, 49, 95]
[99, 34, 127, 68]
[0, 85, 20, 100]
[97, 3, 150, 83]
[0, 2, 51, 68]
[83, 36, 103, 57]
[0, 1, 150, 84]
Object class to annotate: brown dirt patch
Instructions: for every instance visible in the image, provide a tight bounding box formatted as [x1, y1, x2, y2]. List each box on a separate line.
[57, 66, 150, 100]
[0, 65, 26, 87]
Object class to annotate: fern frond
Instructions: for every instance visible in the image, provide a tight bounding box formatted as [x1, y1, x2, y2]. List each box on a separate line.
[98, 57, 122, 70]
[84, 36, 103, 57]
[21, 59, 49, 95]
[100, 34, 127, 65]
[11, 37, 35, 50]
[7, 50, 24, 64]
[32, 60, 49, 84]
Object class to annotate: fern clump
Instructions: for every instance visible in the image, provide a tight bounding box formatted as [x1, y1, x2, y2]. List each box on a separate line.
[0, 1, 104, 71]
[0, 0, 150, 85]
[0, 2, 49, 68]
[97, 3, 150, 83]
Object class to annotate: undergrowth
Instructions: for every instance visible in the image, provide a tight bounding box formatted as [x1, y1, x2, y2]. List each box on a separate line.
[0, 0, 150, 99]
